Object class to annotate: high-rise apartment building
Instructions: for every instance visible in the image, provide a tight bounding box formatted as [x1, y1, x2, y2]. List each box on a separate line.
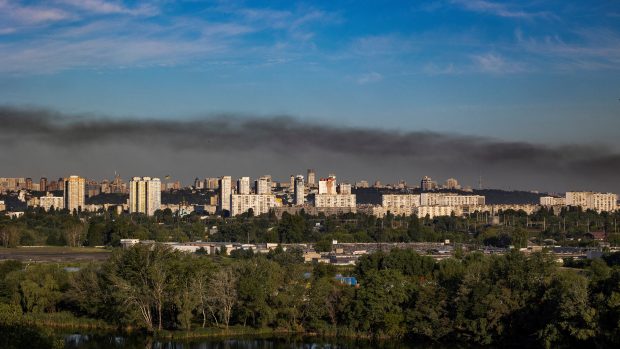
[39, 177, 48, 192]
[218, 176, 232, 214]
[237, 177, 251, 195]
[307, 169, 316, 186]
[63, 175, 85, 213]
[318, 175, 337, 195]
[129, 177, 161, 216]
[255, 175, 272, 194]
[294, 175, 304, 205]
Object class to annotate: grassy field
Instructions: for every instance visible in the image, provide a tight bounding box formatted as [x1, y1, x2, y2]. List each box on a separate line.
[0, 246, 111, 262]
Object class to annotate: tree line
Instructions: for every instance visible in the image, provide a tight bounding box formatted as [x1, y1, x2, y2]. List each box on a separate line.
[1, 206, 620, 249]
[1, 246, 620, 347]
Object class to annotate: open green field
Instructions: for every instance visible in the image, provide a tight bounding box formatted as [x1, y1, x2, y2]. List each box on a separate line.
[0, 246, 111, 262]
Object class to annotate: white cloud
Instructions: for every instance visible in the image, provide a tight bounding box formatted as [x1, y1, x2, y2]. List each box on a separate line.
[357, 72, 383, 84]
[471, 53, 525, 74]
[451, 0, 553, 19]
[56, 0, 158, 16]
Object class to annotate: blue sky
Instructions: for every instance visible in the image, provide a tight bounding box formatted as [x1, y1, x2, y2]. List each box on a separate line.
[1, 0, 620, 146]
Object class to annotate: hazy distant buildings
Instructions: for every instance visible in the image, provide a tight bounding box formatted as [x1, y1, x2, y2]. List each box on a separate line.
[204, 177, 219, 190]
[307, 169, 316, 186]
[129, 177, 161, 216]
[294, 175, 305, 205]
[355, 180, 369, 188]
[63, 175, 85, 213]
[420, 176, 437, 191]
[218, 176, 232, 214]
[444, 178, 460, 190]
[39, 177, 48, 192]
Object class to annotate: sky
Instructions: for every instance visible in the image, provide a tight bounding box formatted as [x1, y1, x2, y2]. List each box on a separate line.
[1, 0, 620, 192]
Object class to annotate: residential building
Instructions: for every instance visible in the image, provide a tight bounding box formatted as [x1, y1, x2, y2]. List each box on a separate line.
[540, 196, 566, 206]
[382, 194, 421, 215]
[338, 183, 352, 195]
[420, 176, 436, 191]
[63, 175, 86, 213]
[231, 194, 279, 216]
[129, 177, 161, 216]
[255, 175, 272, 194]
[237, 177, 251, 195]
[218, 176, 232, 214]
[566, 191, 618, 212]
[319, 175, 337, 195]
[39, 177, 48, 192]
[314, 194, 356, 208]
[307, 169, 316, 186]
[444, 178, 460, 190]
[39, 193, 64, 211]
[294, 175, 305, 205]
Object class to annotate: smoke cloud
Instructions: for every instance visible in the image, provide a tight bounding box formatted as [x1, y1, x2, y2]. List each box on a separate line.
[0, 106, 618, 193]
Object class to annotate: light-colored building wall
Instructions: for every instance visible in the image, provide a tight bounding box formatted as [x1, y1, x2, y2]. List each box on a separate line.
[231, 194, 280, 216]
[294, 175, 304, 205]
[318, 176, 337, 195]
[237, 177, 251, 195]
[129, 177, 161, 216]
[63, 175, 85, 213]
[314, 194, 356, 208]
[40, 193, 64, 211]
[218, 176, 232, 213]
[381, 194, 420, 216]
[540, 196, 566, 206]
[416, 205, 461, 219]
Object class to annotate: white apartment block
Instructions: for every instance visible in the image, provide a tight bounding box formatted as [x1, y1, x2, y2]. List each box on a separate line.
[540, 196, 566, 206]
[218, 176, 232, 213]
[416, 205, 462, 219]
[314, 194, 356, 208]
[381, 194, 421, 216]
[420, 193, 485, 206]
[63, 175, 85, 213]
[566, 191, 617, 213]
[237, 177, 251, 195]
[129, 177, 161, 216]
[255, 176, 272, 195]
[40, 193, 64, 211]
[318, 176, 337, 195]
[231, 194, 280, 216]
[294, 175, 305, 205]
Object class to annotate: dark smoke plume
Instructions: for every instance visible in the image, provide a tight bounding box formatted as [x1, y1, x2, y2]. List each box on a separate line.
[0, 106, 618, 193]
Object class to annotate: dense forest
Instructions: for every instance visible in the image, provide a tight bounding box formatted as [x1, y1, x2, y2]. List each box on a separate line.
[1, 247, 620, 348]
[1, 206, 619, 248]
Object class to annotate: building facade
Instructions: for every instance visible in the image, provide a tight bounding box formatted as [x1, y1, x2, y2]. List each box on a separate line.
[294, 175, 305, 205]
[218, 176, 232, 214]
[231, 194, 279, 216]
[129, 177, 161, 216]
[63, 175, 86, 213]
